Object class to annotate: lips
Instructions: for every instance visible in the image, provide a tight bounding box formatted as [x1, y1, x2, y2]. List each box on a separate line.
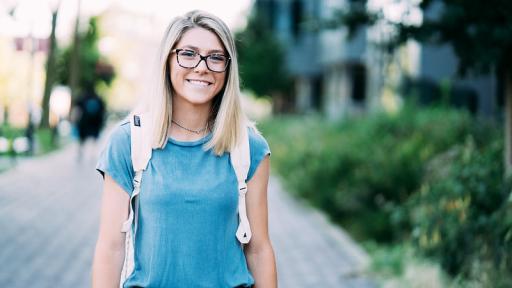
[186, 79, 213, 86]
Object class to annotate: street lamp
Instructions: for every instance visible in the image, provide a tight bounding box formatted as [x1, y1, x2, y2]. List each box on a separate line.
[9, 0, 39, 154]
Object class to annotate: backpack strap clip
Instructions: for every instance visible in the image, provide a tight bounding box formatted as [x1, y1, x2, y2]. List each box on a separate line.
[231, 124, 252, 244]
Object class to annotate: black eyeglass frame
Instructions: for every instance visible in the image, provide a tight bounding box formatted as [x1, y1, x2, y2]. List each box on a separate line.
[171, 49, 231, 73]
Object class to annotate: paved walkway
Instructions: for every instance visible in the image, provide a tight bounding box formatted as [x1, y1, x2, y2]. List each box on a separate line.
[0, 138, 375, 287]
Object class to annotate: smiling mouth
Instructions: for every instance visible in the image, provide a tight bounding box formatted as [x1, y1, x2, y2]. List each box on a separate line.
[187, 79, 212, 86]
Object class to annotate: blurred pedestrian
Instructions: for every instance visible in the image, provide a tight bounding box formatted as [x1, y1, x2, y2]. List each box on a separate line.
[72, 86, 105, 161]
[92, 10, 277, 288]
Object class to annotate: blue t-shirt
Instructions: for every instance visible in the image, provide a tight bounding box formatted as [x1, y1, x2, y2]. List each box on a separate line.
[96, 121, 270, 288]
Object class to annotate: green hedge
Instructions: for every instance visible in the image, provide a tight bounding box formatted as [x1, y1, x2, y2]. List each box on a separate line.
[259, 105, 510, 283]
[259, 106, 485, 242]
[0, 125, 59, 156]
[409, 136, 512, 284]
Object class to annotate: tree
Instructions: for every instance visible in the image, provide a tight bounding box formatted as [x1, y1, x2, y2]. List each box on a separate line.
[326, 0, 512, 173]
[55, 17, 114, 103]
[235, 11, 292, 111]
[40, 6, 59, 129]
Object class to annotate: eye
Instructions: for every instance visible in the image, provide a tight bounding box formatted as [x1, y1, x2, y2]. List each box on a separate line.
[209, 54, 227, 62]
[178, 49, 197, 58]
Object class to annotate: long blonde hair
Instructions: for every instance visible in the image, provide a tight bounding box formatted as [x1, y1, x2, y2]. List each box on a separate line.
[146, 10, 252, 155]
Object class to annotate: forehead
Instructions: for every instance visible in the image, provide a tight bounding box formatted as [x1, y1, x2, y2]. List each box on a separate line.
[175, 27, 225, 52]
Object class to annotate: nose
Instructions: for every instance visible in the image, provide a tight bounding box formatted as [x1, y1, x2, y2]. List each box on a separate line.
[194, 58, 209, 72]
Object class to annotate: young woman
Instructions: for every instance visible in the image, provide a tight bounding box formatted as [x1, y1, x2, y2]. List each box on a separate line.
[92, 10, 277, 288]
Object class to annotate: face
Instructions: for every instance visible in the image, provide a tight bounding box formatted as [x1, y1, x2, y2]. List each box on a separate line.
[169, 27, 228, 107]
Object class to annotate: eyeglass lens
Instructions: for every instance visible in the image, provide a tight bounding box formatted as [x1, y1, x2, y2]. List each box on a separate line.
[176, 50, 228, 72]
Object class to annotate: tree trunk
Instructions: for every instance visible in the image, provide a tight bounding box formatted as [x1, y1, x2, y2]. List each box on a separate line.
[69, 0, 81, 105]
[505, 69, 512, 175]
[40, 11, 58, 129]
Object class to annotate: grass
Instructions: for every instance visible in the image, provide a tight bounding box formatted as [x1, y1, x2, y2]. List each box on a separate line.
[363, 241, 450, 288]
[0, 125, 64, 172]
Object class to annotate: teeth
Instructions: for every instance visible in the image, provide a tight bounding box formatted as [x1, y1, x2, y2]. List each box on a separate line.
[188, 80, 210, 86]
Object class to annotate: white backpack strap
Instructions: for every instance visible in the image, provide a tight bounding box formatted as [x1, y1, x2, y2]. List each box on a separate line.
[231, 124, 251, 244]
[119, 171, 141, 287]
[119, 113, 152, 287]
[130, 113, 152, 172]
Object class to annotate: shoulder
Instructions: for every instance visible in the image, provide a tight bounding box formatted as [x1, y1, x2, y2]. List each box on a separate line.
[107, 120, 131, 147]
[247, 126, 271, 162]
[245, 126, 270, 181]
[247, 126, 270, 154]
[96, 120, 135, 194]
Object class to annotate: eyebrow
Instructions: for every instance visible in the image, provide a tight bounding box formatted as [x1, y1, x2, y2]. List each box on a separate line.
[181, 45, 225, 54]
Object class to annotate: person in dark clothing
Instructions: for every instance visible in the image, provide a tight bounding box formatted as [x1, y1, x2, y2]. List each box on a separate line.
[73, 87, 105, 161]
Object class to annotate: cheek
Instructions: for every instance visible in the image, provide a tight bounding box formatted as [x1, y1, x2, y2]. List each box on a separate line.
[169, 72, 177, 87]
[214, 75, 227, 93]
[170, 71, 185, 91]
[168, 61, 181, 86]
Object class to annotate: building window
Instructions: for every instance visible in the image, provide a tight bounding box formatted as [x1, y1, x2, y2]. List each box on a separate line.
[291, 0, 303, 39]
[351, 64, 366, 104]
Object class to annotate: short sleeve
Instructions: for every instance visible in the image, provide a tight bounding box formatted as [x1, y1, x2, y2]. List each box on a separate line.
[96, 122, 135, 195]
[246, 128, 271, 182]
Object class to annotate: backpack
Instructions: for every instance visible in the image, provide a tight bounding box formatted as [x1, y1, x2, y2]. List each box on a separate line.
[119, 113, 252, 287]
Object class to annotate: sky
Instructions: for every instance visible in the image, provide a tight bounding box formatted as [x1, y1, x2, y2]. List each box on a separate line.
[118, 0, 253, 29]
[0, 0, 253, 39]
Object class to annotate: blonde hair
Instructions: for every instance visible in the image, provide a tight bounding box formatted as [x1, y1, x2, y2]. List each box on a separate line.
[144, 10, 253, 156]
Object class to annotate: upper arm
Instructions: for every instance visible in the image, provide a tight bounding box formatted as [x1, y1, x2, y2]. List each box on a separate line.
[96, 123, 134, 195]
[96, 174, 130, 250]
[245, 155, 272, 253]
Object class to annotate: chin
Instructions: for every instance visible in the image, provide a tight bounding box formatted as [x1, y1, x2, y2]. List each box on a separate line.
[174, 88, 220, 106]
[185, 95, 215, 106]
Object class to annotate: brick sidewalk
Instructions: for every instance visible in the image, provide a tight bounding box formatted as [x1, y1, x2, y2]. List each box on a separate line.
[0, 143, 102, 287]
[0, 139, 375, 288]
[268, 177, 374, 287]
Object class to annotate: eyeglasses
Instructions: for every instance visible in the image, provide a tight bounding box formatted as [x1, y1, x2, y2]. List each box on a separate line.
[171, 49, 230, 73]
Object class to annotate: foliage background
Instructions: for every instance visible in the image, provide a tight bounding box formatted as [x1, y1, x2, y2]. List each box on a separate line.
[259, 105, 512, 285]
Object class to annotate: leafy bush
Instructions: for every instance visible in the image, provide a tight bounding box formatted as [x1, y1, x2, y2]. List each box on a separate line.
[0, 125, 60, 157]
[36, 128, 60, 154]
[260, 106, 478, 241]
[409, 136, 512, 284]
[259, 105, 511, 284]
[0, 125, 25, 139]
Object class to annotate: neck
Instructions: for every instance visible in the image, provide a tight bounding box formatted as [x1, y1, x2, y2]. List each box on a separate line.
[170, 97, 212, 141]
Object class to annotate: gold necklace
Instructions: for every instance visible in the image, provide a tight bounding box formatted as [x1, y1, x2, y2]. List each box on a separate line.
[171, 119, 207, 135]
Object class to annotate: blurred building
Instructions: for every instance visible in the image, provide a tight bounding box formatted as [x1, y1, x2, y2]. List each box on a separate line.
[319, 0, 368, 119]
[403, 1, 498, 117]
[255, 0, 499, 119]
[0, 33, 48, 128]
[255, 0, 370, 118]
[255, 0, 324, 113]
